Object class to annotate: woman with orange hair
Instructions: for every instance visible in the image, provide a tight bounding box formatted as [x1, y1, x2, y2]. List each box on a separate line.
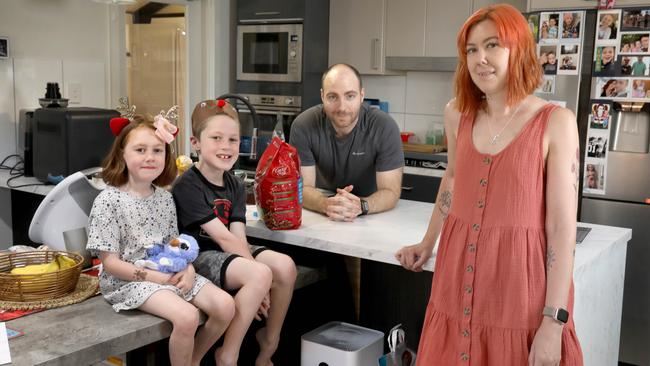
[396, 4, 583, 365]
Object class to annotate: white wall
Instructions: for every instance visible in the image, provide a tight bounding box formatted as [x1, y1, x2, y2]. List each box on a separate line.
[362, 71, 454, 143]
[0, 0, 112, 160]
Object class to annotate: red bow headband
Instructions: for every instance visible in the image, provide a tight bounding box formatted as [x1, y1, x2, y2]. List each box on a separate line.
[109, 97, 179, 143]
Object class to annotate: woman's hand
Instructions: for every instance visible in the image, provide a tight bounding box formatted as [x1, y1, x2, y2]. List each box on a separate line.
[169, 264, 196, 294]
[528, 317, 563, 366]
[395, 242, 433, 272]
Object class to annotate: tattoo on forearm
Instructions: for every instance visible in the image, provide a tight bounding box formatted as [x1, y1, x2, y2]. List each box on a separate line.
[438, 190, 452, 220]
[134, 269, 147, 281]
[547, 246, 556, 269]
[573, 147, 580, 194]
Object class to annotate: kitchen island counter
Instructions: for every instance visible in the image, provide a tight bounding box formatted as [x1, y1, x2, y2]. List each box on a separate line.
[246, 199, 630, 273]
[246, 199, 630, 365]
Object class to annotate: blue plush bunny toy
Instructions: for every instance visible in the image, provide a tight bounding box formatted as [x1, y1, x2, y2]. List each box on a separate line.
[134, 234, 199, 273]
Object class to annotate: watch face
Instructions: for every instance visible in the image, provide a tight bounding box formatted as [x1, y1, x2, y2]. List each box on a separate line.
[557, 308, 569, 323]
[361, 199, 369, 215]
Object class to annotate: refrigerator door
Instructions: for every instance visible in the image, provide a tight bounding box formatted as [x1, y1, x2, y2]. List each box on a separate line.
[581, 197, 650, 365]
[583, 150, 650, 203]
[536, 75, 581, 113]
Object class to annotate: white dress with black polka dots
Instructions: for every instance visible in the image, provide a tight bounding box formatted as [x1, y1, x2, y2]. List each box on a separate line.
[86, 186, 209, 312]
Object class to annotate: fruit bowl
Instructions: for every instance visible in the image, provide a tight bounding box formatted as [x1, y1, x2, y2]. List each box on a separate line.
[0, 251, 83, 302]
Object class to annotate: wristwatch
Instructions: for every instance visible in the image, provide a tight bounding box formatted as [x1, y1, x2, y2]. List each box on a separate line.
[360, 199, 369, 216]
[543, 306, 569, 324]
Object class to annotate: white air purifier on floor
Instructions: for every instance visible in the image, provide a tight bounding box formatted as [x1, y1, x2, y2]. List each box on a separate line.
[301, 321, 384, 366]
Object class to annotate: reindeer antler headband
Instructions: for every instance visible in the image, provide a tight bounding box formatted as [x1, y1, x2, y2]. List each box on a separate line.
[109, 97, 179, 144]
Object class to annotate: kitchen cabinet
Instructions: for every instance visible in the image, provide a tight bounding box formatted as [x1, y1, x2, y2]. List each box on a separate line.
[384, 0, 469, 58]
[473, 0, 526, 12]
[384, 0, 427, 57]
[385, 0, 526, 59]
[424, 0, 472, 57]
[237, 0, 304, 21]
[329, 0, 391, 74]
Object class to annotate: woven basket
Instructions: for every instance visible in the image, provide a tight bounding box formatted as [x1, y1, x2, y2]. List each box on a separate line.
[0, 251, 83, 302]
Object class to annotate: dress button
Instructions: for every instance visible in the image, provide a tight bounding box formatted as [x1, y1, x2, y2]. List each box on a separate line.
[477, 199, 485, 208]
[465, 285, 473, 294]
[461, 352, 470, 361]
[472, 223, 480, 231]
[462, 329, 470, 337]
[464, 307, 471, 315]
[466, 265, 474, 273]
[483, 156, 492, 165]
[468, 244, 476, 252]
[480, 178, 488, 186]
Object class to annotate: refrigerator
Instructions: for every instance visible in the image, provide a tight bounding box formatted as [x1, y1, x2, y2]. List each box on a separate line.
[530, 7, 650, 365]
[580, 6, 650, 366]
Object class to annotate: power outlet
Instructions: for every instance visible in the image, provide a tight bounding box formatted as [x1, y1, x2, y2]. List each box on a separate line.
[68, 83, 82, 104]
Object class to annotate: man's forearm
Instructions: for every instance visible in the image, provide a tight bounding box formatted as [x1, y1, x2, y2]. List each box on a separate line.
[365, 187, 400, 214]
[303, 185, 328, 214]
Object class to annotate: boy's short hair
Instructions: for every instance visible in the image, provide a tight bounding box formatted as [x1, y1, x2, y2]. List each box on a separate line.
[191, 99, 239, 138]
[101, 115, 177, 187]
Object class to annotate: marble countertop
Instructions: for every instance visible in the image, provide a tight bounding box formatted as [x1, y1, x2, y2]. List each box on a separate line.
[246, 200, 632, 273]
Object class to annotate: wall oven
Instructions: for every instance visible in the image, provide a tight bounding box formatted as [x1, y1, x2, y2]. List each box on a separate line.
[235, 93, 301, 172]
[237, 23, 303, 83]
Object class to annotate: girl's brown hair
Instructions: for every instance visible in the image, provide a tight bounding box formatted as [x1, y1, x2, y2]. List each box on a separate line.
[101, 115, 177, 187]
[454, 3, 542, 118]
[191, 99, 239, 138]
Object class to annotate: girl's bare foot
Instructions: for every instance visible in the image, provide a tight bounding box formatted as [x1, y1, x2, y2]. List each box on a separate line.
[215, 346, 238, 366]
[255, 327, 278, 366]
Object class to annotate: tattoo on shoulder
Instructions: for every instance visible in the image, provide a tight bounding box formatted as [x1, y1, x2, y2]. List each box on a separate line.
[438, 190, 452, 220]
[547, 246, 556, 269]
[134, 269, 147, 281]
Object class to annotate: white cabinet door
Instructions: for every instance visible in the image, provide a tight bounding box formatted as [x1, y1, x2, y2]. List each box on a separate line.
[472, 0, 526, 12]
[385, 0, 427, 57]
[529, 0, 598, 11]
[425, 0, 472, 57]
[329, 0, 387, 74]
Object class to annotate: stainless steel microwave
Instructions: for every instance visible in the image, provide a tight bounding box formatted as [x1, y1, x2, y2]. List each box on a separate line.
[237, 23, 303, 82]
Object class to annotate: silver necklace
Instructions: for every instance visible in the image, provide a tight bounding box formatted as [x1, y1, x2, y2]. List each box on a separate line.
[486, 102, 523, 145]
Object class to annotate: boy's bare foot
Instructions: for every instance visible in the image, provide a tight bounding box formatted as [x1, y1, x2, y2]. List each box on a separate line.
[255, 327, 278, 366]
[215, 346, 238, 366]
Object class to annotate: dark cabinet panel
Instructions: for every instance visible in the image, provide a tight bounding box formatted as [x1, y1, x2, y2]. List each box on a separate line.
[238, 0, 305, 21]
[401, 173, 441, 203]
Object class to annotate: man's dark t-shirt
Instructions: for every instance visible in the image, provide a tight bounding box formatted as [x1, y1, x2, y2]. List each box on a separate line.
[289, 103, 404, 197]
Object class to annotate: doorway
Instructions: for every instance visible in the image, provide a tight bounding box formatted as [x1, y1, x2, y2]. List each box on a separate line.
[125, 1, 187, 154]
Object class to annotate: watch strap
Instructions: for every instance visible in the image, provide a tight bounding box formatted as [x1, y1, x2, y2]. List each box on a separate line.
[360, 199, 369, 215]
[543, 306, 569, 324]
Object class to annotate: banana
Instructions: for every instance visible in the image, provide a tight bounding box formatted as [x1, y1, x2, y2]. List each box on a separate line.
[56, 254, 77, 269]
[11, 260, 60, 275]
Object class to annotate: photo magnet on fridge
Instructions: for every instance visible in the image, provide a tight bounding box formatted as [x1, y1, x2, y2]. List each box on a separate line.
[621, 9, 650, 32]
[597, 11, 620, 41]
[590, 101, 613, 129]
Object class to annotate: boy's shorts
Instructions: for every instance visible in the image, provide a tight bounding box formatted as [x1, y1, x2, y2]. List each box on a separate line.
[193, 245, 268, 289]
